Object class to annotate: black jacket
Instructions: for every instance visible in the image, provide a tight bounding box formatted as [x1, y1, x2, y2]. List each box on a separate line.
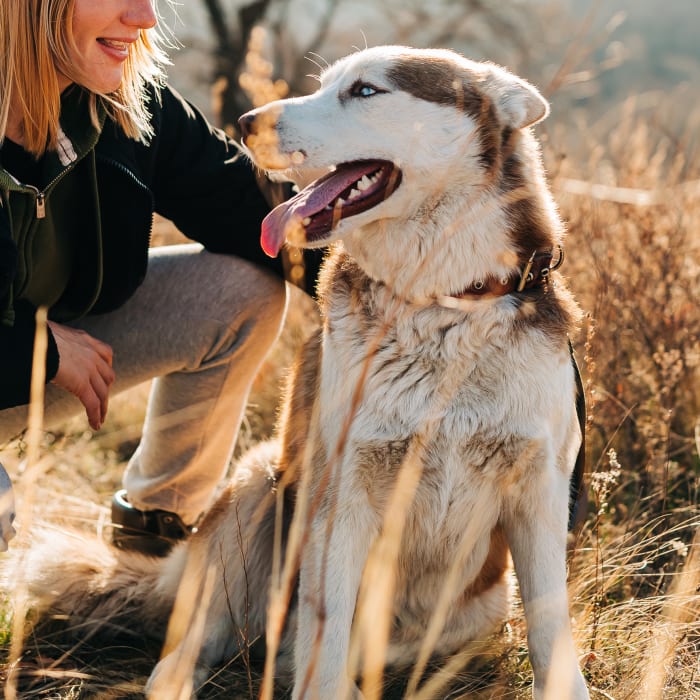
[0, 84, 321, 409]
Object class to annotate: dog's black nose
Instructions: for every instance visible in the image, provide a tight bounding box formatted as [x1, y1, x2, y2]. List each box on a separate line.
[238, 113, 258, 142]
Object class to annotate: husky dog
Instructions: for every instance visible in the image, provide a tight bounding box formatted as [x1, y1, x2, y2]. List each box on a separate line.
[22, 46, 589, 700]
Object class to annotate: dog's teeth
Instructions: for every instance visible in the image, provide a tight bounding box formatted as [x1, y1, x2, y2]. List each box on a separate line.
[358, 175, 372, 191]
[348, 188, 361, 200]
[302, 217, 311, 225]
[336, 197, 346, 206]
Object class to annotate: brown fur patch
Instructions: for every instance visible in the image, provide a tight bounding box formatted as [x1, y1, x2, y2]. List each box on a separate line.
[386, 55, 484, 119]
[498, 130, 554, 256]
[458, 526, 509, 601]
[513, 276, 581, 346]
[356, 439, 412, 512]
[277, 329, 324, 484]
[386, 55, 500, 170]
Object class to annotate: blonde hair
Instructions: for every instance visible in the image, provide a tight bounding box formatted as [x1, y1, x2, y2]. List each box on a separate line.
[0, 0, 171, 158]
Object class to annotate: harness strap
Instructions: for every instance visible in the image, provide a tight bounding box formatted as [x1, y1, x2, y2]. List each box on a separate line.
[568, 340, 588, 533]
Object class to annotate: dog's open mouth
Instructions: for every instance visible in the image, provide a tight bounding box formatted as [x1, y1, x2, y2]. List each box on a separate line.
[261, 160, 402, 256]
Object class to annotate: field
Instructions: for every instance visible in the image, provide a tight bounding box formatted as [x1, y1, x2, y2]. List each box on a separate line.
[1, 15, 700, 700]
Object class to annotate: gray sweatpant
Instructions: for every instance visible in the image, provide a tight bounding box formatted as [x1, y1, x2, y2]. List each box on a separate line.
[0, 244, 287, 524]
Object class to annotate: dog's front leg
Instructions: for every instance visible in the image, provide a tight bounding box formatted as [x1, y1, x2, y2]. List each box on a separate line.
[293, 497, 376, 700]
[503, 470, 589, 700]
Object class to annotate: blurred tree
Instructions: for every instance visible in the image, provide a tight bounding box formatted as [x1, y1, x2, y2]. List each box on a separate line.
[201, 0, 272, 132]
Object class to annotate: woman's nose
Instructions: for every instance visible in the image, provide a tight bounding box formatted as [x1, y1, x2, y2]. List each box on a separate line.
[122, 0, 158, 30]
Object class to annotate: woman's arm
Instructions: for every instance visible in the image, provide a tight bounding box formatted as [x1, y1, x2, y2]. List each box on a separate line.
[145, 86, 275, 264]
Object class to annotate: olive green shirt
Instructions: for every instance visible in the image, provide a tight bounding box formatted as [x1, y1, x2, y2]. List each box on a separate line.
[0, 88, 103, 322]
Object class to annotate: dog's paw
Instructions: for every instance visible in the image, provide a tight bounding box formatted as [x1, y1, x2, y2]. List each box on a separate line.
[145, 653, 206, 700]
[293, 680, 366, 700]
[533, 669, 590, 700]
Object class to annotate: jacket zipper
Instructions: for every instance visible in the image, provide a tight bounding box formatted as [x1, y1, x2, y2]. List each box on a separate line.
[2, 180, 46, 219]
[4, 162, 80, 220]
[33, 188, 46, 218]
[34, 160, 83, 218]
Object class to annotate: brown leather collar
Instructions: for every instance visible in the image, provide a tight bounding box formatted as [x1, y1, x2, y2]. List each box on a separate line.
[453, 247, 563, 299]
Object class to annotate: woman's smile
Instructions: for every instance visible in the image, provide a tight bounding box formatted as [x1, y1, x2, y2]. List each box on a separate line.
[60, 0, 157, 93]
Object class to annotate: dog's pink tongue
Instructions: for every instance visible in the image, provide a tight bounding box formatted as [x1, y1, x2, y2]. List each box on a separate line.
[260, 162, 377, 257]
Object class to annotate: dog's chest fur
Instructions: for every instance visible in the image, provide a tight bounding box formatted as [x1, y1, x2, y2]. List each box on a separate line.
[311, 248, 570, 605]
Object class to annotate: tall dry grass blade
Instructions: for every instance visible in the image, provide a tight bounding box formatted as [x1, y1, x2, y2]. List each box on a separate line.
[350, 441, 425, 700]
[24, 307, 48, 471]
[403, 482, 495, 699]
[639, 526, 700, 700]
[409, 638, 491, 700]
[5, 307, 48, 700]
[150, 563, 217, 700]
[261, 389, 323, 700]
[259, 488, 289, 700]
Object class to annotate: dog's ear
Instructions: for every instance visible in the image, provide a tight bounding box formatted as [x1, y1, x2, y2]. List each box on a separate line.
[481, 65, 549, 129]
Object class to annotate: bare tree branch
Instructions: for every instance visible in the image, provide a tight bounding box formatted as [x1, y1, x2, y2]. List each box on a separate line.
[199, 0, 273, 133]
[201, 0, 232, 54]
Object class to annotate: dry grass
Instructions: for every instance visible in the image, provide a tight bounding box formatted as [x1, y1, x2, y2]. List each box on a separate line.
[2, 45, 700, 700]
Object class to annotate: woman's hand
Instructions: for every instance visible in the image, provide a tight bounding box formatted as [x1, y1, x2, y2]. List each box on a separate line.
[47, 322, 115, 430]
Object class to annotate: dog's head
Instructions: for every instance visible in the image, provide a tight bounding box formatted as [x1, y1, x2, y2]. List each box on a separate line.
[240, 46, 555, 289]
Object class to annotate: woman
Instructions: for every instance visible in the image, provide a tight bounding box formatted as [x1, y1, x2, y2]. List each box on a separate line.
[0, 0, 319, 555]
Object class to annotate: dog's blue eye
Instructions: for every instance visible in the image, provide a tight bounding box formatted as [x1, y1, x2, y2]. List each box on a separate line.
[350, 81, 382, 98]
